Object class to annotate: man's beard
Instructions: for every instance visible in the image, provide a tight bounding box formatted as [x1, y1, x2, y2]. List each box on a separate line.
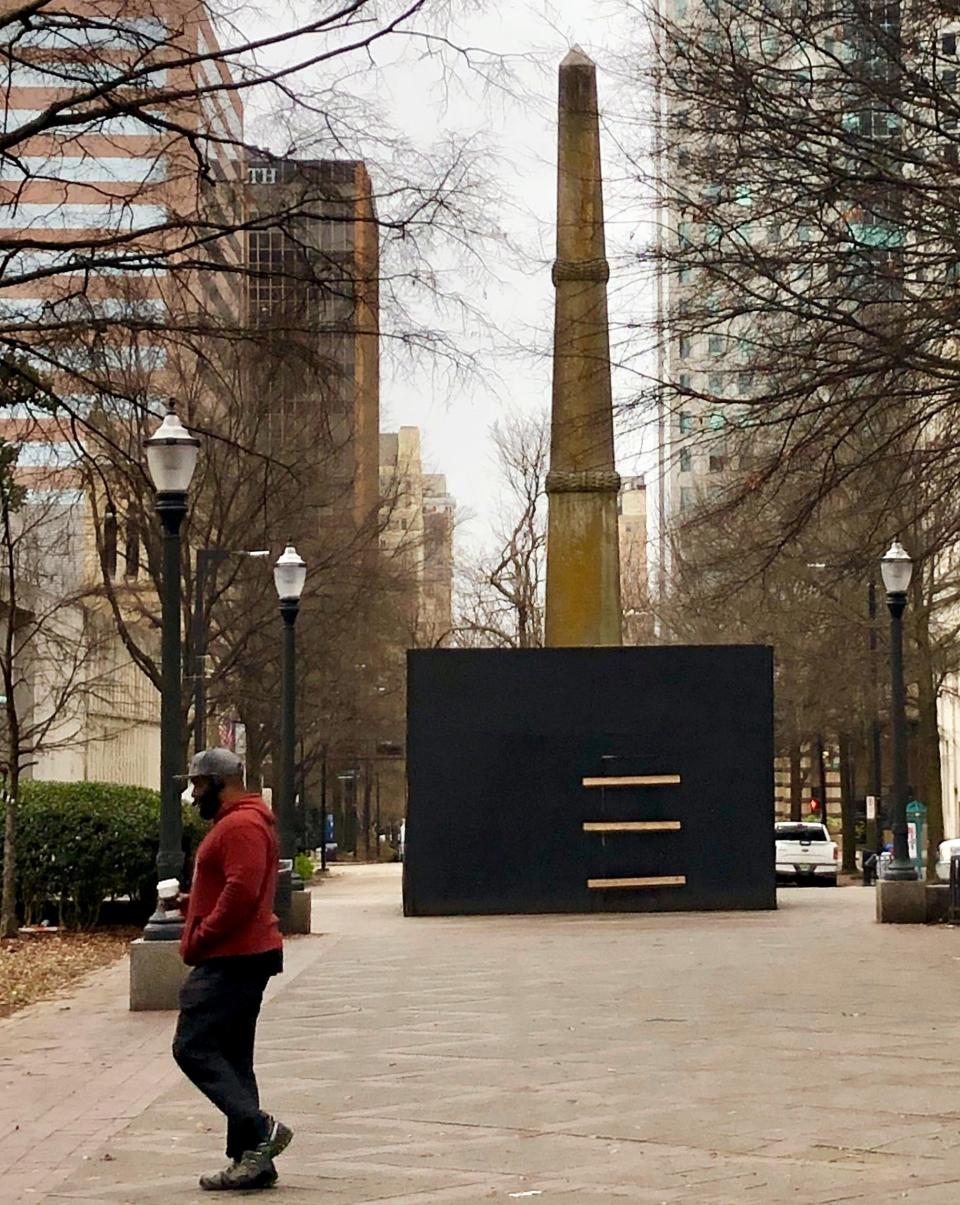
[195, 786, 222, 821]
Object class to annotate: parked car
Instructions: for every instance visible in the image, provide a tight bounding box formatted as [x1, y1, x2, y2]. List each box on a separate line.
[935, 838, 960, 882]
[775, 821, 839, 885]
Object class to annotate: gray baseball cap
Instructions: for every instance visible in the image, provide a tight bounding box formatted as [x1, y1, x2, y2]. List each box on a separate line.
[188, 748, 244, 780]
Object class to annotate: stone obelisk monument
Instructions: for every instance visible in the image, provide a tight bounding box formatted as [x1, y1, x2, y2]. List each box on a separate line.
[544, 48, 622, 647]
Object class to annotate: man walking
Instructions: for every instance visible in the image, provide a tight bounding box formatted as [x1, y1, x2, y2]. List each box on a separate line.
[172, 748, 293, 1191]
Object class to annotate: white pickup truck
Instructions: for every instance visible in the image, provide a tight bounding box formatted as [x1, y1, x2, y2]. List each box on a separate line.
[775, 822, 839, 885]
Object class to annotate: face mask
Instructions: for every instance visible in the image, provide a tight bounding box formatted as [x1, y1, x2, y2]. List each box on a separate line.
[194, 781, 222, 821]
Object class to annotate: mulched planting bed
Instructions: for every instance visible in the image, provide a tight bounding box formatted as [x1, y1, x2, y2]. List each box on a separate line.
[0, 929, 137, 1018]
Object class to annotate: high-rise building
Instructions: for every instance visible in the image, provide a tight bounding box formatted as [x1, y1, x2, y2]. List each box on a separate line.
[378, 430, 456, 648]
[619, 476, 652, 643]
[373, 426, 454, 844]
[422, 474, 456, 648]
[244, 156, 380, 559]
[0, 1, 245, 785]
[378, 427, 455, 647]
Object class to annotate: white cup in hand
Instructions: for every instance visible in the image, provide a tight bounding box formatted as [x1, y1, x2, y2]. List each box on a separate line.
[157, 878, 180, 910]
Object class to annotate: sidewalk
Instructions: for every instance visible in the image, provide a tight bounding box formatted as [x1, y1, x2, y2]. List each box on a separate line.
[5, 867, 960, 1203]
[0, 915, 329, 1204]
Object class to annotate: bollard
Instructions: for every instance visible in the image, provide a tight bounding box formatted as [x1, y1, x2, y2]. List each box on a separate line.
[950, 853, 960, 924]
[275, 860, 293, 932]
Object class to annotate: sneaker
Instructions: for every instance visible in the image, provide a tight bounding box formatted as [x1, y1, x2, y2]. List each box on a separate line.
[199, 1149, 277, 1191]
[263, 1115, 294, 1160]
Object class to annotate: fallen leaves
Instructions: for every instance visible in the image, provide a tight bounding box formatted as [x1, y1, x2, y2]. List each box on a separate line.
[0, 929, 137, 1018]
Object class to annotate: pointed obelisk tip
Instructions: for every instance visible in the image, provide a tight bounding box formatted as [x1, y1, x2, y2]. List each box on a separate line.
[561, 45, 594, 69]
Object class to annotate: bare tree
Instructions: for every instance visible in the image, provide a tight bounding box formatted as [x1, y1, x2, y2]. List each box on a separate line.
[602, 0, 960, 867]
[0, 364, 127, 937]
[454, 409, 547, 648]
[0, 2, 509, 801]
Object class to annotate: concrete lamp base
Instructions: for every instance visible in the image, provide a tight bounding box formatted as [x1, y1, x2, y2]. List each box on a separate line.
[876, 879, 926, 925]
[287, 889, 312, 935]
[129, 938, 189, 1011]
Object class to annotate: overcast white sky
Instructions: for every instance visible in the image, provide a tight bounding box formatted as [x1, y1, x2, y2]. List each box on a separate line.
[366, 1, 655, 548]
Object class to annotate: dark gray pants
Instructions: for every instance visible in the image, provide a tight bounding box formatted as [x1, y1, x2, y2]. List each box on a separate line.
[172, 961, 271, 1159]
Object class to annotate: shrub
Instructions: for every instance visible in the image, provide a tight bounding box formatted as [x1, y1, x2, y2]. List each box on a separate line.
[294, 852, 314, 883]
[0, 781, 208, 928]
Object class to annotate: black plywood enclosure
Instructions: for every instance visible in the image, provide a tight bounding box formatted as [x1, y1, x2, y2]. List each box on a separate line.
[404, 645, 775, 916]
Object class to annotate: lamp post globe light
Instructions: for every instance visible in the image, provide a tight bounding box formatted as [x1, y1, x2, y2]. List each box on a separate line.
[274, 544, 306, 928]
[880, 539, 918, 882]
[143, 409, 200, 940]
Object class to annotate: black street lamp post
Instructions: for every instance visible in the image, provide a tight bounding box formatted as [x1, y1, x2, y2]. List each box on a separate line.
[881, 539, 917, 882]
[143, 410, 199, 941]
[273, 544, 306, 928]
[319, 745, 328, 873]
[867, 579, 882, 853]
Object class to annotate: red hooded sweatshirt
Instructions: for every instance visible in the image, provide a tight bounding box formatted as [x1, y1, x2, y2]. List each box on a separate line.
[180, 793, 283, 966]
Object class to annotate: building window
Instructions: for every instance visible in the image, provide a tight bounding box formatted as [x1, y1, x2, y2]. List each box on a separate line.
[104, 507, 118, 578]
[738, 371, 753, 395]
[678, 372, 692, 391]
[680, 447, 692, 473]
[709, 454, 726, 472]
[875, 0, 898, 33]
[679, 411, 694, 434]
[248, 166, 277, 184]
[679, 334, 693, 358]
[708, 373, 724, 395]
[680, 486, 696, 511]
[707, 334, 725, 356]
[944, 32, 957, 56]
[709, 411, 726, 430]
[247, 227, 317, 320]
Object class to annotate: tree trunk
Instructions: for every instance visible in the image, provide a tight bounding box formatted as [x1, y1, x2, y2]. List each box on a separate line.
[839, 732, 857, 873]
[816, 734, 829, 828]
[789, 740, 803, 821]
[363, 765, 372, 860]
[914, 614, 943, 880]
[1, 482, 20, 940]
[1, 780, 16, 938]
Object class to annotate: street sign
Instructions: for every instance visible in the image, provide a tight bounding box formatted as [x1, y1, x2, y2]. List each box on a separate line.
[866, 794, 876, 820]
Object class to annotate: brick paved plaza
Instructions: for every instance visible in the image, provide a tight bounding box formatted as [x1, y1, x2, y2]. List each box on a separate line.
[3, 865, 960, 1203]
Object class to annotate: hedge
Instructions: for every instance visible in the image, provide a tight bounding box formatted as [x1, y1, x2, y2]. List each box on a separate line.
[0, 781, 208, 928]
